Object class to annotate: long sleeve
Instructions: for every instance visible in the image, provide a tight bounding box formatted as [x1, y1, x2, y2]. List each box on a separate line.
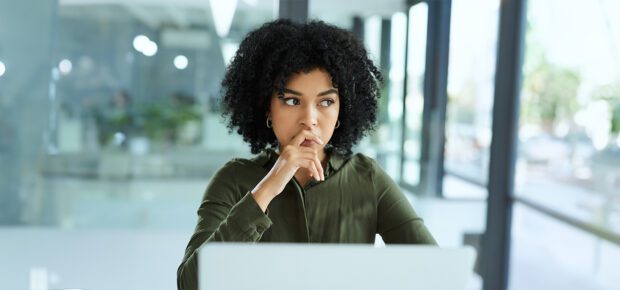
[177, 163, 273, 290]
[372, 159, 437, 245]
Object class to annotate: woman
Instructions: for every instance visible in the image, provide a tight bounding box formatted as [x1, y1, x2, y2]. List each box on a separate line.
[177, 19, 436, 290]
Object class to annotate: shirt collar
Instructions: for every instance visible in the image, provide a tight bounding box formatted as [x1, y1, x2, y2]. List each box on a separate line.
[251, 149, 274, 168]
[327, 150, 345, 172]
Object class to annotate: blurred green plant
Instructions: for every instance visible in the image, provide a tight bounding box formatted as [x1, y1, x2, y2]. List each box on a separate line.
[95, 96, 202, 146]
[614, 103, 620, 135]
[94, 107, 135, 146]
[447, 80, 477, 124]
[522, 57, 581, 131]
[138, 100, 202, 143]
[591, 83, 620, 135]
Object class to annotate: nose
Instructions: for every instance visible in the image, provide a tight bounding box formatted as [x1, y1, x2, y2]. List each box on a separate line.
[300, 103, 318, 128]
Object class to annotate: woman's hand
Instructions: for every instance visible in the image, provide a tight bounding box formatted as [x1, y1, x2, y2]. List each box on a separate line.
[251, 129, 325, 212]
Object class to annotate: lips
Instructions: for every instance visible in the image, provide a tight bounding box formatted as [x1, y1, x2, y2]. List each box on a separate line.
[300, 139, 315, 147]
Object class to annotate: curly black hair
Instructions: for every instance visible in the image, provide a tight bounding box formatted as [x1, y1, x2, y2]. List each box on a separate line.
[221, 19, 383, 157]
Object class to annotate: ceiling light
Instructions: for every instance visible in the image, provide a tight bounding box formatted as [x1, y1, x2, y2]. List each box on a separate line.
[209, 0, 238, 37]
[59, 59, 72, 75]
[142, 41, 158, 57]
[133, 35, 150, 52]
[174, 55, 189, 70]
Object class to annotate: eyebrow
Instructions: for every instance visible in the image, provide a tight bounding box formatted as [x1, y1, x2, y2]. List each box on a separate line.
[282, 88, 338, 97]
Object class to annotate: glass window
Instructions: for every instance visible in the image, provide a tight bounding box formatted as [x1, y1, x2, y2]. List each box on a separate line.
[0, 0, 278, 250]
[509, 204, 620, 290]
[511, 0, 620, 289]
[363, 15, 383, 66]
[1, 1, 277, 289]
[402, 2, 428, 187]
[39, 2, 277, 230]
[352, 13, 407, 180]
[443, 0, 499, 199]
[0, 0, 58, 226]
[383, 12, 408, 179]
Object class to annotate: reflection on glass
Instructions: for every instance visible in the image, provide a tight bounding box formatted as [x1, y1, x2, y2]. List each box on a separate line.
[364, 15, 383, 66]
[0, 60, 6, 76]
[509, 204, 620, 290]
[402, 2, 428, 186]
[516, 0, 620, 236]
[382, 12, 407, 178]
[443, 0, 499, 198]
[358, 13, 407, 179]
[512, 0, 620, 289]
[32, 2, 277, 229]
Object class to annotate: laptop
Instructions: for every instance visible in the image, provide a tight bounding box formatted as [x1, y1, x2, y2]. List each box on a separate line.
[198, 243, 477, 290]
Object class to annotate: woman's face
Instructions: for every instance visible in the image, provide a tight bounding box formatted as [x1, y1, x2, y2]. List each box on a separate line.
[269, 68, 340, 154]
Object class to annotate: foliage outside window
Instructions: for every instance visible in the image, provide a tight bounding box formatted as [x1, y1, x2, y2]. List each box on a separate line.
[95, 92, 202, 148]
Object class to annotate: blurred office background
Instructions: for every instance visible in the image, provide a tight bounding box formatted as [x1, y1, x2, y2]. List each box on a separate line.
[0, 0, 619, 289]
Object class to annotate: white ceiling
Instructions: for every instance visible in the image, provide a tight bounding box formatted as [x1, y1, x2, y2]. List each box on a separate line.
[58, 0, 408, 28]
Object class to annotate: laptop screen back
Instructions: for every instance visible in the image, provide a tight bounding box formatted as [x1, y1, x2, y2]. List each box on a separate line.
[198, 243, 476, 290]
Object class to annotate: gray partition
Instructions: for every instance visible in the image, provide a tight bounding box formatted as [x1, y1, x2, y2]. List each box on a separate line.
[0, 0, 57, 225]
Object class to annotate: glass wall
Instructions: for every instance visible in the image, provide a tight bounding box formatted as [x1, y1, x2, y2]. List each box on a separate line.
[510, 0, 620, 289]
[0, 0, 56, 227]
[385, 12, 408, 179]
[443, 0, 499, 199]
[1, 1, 277, 289]
[510, 204, 620, 290]
[402, 2, 428, 187]
[358, 12, 408, 179]
[38, 1, 277, 230]
[330, 11, 408, 180]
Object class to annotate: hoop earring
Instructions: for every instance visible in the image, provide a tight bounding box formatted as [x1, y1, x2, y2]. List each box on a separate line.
[266, 118, 272, 128]
[335, 120, 340, 129]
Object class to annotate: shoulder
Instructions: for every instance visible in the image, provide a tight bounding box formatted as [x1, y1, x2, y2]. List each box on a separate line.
[338, 153, 398, 198]
[210, 154, 268, 182]
[346, 153, 396, 184]
[340, 152, 383, 176]
[348, 152, 374, 165]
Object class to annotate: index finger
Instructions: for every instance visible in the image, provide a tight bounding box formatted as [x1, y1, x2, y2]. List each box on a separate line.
[289, 130, 324, 146]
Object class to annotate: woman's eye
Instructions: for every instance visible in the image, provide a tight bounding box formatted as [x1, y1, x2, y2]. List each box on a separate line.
[283, 98, 299, 106]
[319, 99, 334, 107]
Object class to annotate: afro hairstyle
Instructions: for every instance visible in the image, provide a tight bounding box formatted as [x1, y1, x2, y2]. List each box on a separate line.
[221, 19, 383, 157]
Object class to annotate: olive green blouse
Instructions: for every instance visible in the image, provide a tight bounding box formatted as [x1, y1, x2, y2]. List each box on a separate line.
[177, 150, 436, 290]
